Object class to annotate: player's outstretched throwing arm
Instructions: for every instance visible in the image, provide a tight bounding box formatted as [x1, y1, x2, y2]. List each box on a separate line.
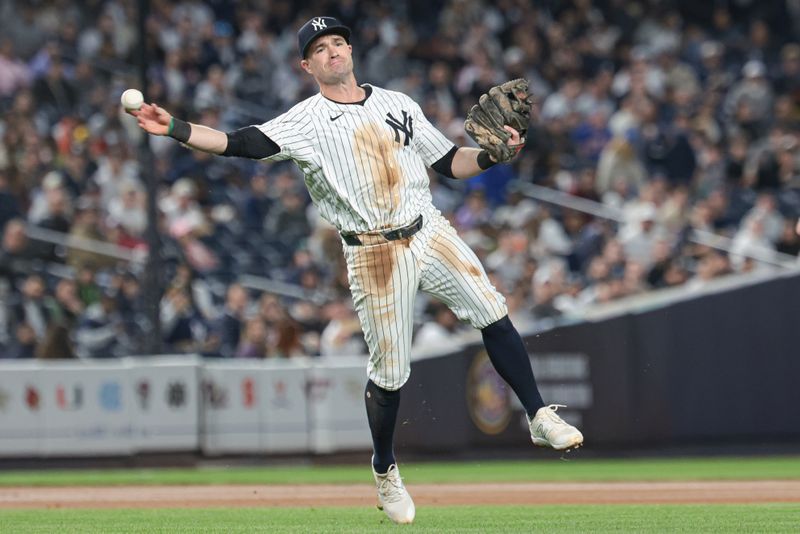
[129, 102, 278, 159]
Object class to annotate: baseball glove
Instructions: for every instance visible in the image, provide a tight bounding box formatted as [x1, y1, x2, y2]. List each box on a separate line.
[464, 78, 532, 163]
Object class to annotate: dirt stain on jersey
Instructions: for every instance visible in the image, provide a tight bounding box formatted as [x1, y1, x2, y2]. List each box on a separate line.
[352, 242, 396, 314]
[359, 242, 394, 296]
[353, 241, 398, 359]
[430, 234, 482, 278]
[430, 234, 502, 308]
[353, 123, 402, 217]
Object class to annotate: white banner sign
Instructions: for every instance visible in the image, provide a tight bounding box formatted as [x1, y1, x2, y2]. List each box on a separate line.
[259, 360, 310, 453]
[200, 362, 263, 454]
[127, 356, 201, 452]
[0, 364, 45, 457]
[307, 358, 371, 453]
[0, 356, 373, 458]
[40, 362, 135, 456]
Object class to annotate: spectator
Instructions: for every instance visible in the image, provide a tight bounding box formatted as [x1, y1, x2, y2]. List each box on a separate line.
[52, 278, 84, 327]
[595, 135, 646, 195]
[74, 290, 125, 358]
[11, 273, 51, 341]
[774, 43, 800, 101]
[0, 219, 39, 285]
[485, 229, 529, 288]
[0, 172, 21, 231]
[319, 300, 364, 357]
[235, 317, 268, 358]
[160, 178, 210, 238]
[454, 190, 491, 231]
[31, 57, 77, 122]
[3, 4, 47, 60]
[75, 267, 102, 307]
[740, 193, 784, 244]
[530, 272, 563, 321]
[5, 323, 37, 359]
[0, 0, 797, 360]
[194, 64, 231, 111]
[776, 218, 800, 256]
[242, 171, 272, 233]
[36, 324, 74, 359]
[687, 250, 733, 291]
[213, 283, 249, 358]
[620, 203, 666, 269]
[729, 216, 777, 272]
[412, 301, 464, 350]
[267, 317, 305, 359]
[107, 179, 147, 239]
[160, 285, 210, 354]
[66, 198, 116, 270]
[168, 263, 217, 322]
[724, 60, 774, 139]
[0, 38, 31, 99]
[264, 187, 311, 248]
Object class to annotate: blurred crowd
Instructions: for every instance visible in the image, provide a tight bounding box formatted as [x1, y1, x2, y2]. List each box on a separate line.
[0, 0, 799, 359]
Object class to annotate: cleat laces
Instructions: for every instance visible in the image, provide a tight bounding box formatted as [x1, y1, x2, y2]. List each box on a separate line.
[538, 404, 569, 434]
[377, 469, 406, 504]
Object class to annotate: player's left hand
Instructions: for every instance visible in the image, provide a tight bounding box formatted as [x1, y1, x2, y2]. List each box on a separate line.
[464, 78, 531, 163]
[500, 125, 524, 161]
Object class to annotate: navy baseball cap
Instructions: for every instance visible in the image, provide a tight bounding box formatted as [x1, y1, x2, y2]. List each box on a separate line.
[298, 16, 351, 58]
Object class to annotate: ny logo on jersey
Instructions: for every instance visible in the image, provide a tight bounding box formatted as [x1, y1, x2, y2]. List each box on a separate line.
[311, 17, 327, 31]
[385, 111, 414, 146]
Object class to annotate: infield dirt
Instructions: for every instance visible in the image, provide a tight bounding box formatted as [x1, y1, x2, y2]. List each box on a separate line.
[1, 481, 799, 509]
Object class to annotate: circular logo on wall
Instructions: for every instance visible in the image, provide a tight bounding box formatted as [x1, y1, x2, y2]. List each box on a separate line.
[466, 350, 511, 435]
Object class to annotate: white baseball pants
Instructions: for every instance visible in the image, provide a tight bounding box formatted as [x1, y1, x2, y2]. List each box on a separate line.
[343, 206, 507, 390]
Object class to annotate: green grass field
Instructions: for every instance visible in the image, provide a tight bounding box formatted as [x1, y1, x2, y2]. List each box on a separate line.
[2, 505, 799, 533]
[1, 456, 799, 486]
[1, 457, 799, 533]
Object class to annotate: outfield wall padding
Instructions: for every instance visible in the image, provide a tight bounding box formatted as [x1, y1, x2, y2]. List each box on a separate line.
[1, 274, 798, 458]
[396, 273, 800, 449]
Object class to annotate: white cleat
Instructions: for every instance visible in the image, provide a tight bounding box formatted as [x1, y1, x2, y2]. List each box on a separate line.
[373, 463, 415, 524]
[529, 404, 584, 450]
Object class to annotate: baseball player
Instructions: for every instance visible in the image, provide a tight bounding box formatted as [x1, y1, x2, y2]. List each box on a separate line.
[130, 16, 583, 525]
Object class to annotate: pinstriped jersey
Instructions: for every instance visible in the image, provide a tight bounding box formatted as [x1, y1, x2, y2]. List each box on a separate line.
[255, 84, 455, 233]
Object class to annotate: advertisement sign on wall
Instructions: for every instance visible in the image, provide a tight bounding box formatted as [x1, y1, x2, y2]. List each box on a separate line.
[0, 364, 45, 457]
[200, 362, 263, 454]
[307, 357, 371, 453]
[259, 360, 309, 453]
[128, 356, 201, 452]
[40, 362, 135, 456]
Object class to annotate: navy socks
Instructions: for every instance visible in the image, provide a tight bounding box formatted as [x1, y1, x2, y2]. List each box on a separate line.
[365, 316, 542, 473]
[365, 379, 400, 474]
[481, 315, 545, 417]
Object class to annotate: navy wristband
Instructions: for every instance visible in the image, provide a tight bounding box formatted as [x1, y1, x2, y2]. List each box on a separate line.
[477, 150, 496, 170]
[168, 118, 191, 143]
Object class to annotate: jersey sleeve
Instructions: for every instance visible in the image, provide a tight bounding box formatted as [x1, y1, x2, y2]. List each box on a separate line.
[253, 112, 308, 162]
[409, 100, 457, 167]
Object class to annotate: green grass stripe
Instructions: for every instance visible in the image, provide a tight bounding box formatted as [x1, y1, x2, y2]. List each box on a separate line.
[0, 456, 799, 486]
[1, 504, 798, 533]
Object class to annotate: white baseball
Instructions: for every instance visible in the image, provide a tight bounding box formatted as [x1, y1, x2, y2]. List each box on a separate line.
[121, 88, 144, 110]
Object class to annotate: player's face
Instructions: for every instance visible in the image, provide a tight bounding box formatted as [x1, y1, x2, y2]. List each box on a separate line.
[301, 34, 353, 84]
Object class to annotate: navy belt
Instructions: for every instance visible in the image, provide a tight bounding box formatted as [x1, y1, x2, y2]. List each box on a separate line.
[341, 215, 423, 246]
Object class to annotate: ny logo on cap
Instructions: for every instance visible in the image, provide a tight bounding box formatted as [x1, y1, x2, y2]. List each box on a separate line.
[311, 17, 327, 31]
